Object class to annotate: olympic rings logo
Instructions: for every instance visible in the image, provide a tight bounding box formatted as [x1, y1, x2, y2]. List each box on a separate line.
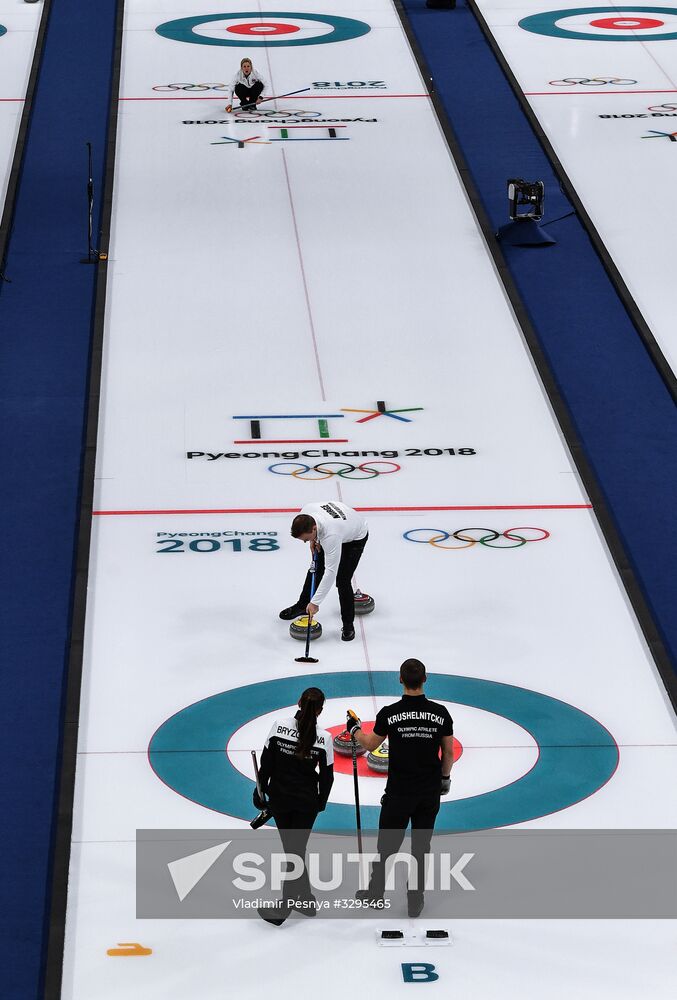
[269, 461, 400, 480]
[235, 109, 322, 118]
[549, 76, 638, 85]
[153, 83, 230, 91]
[403, 527, 550, 549]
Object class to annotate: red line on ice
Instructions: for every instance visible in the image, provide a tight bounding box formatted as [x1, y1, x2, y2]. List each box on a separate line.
[92, 504, 593, 516]
[233, 439, 349, 444]
[119, 94, 429, 101]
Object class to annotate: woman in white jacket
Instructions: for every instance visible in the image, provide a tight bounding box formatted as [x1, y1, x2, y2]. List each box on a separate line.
[225, 57, 267, 112]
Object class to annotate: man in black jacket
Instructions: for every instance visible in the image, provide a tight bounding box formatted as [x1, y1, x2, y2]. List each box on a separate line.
[347, 659, 453, 917]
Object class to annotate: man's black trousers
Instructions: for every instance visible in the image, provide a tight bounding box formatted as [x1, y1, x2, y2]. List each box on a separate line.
[367, 789, 440, 897]
[298, 534, 368, 627]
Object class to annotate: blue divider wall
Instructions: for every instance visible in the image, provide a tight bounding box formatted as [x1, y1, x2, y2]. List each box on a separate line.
[400, 0, 677, 676]
[0, 1, 117, 996]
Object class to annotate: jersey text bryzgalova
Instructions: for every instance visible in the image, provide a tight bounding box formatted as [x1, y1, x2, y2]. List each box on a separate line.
[259, 716, 334, 810]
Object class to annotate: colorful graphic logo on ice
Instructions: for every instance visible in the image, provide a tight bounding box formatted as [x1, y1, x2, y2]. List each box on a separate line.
[232, 401, 424, 443]
[185, 400, 478, 469]
[155, 11, 371, 47]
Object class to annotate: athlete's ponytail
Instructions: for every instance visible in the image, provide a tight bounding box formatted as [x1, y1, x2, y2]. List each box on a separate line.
[295, 687, 325, 758]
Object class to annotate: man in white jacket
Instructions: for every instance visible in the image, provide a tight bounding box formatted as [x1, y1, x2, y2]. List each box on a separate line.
[279, 502, 368, 641]
[225, 57, 267, 112]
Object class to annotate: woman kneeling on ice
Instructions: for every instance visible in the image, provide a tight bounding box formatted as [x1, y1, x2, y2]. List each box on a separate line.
[225, 57, 267, 112]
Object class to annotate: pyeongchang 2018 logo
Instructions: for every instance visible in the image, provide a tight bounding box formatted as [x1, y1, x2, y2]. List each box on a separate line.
[312, 80, 387, 90]
[182, 111, 378, 148]
[183, 111, 378, 125]
[599, 102, 677, 119]
[156, 530, 279, 555]
[186, 400, 477, 478]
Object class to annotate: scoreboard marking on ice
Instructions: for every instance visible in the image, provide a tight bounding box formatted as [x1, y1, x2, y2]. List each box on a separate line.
[149, 671, 618, 830]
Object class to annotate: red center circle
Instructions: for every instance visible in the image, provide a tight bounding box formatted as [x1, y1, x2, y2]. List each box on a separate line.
[327, 723, 463, 778]
[226, 21, 300, 35]
[589, 16, 664, 28]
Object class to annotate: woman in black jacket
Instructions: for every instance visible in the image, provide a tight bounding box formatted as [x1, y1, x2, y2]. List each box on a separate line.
[255, 686, 334, 924]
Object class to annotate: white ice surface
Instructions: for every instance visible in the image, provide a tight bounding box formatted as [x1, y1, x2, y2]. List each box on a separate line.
[0, 1, 41, 213]
[61, 2, 677, 997]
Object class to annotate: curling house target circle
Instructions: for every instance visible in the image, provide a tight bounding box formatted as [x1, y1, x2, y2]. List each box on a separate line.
[226, 21, 300, 35]
[155, 11, 371, 47]
[519, 6, 677, 40]
[589, 15, 664, 24]
[148, 671, 618, 831]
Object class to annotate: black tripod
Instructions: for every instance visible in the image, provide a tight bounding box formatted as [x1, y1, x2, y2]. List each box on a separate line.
[80, 142, 103, 263]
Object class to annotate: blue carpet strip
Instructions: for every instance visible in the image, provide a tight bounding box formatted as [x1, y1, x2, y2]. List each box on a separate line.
[0, 1, 119, 997]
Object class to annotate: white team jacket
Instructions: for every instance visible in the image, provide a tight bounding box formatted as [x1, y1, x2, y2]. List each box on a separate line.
[300, 501, 368, 606]
[229, 68, 267, 101]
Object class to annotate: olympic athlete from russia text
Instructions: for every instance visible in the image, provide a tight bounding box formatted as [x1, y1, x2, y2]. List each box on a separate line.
[279, 501, 368, 642]
[254, 687, 334, 925]
[225, 57, 267, 112]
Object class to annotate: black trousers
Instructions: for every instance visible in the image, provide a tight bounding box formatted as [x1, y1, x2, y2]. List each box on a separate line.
[298, 533, 368, 627]
[271, 805, 318, 901]
[235, 81, 264, 108]
[367, 789, 440, 897]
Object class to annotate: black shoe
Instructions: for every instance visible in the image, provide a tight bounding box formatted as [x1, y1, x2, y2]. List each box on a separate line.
[407, 892, 425, 918]
[240, 102, 256, 111]
[279, 602, 305, 620]
[356, 888, 383, 905]
[257, 900, 289, 926]
[287, 893, 318, 917]
[341, 625, 355, 642]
